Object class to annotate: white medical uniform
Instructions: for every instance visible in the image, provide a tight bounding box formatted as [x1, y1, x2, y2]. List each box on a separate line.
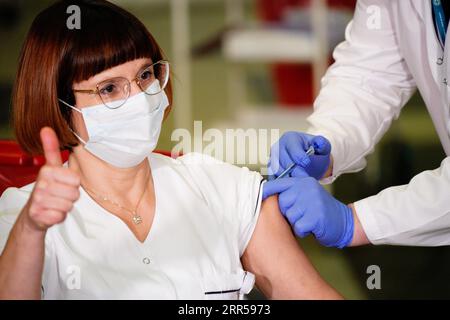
[0, 152, 263, 299]
[306, 0, 450, 246]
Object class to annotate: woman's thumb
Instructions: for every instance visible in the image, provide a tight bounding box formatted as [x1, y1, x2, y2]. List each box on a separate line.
[40, 127, 63, 167]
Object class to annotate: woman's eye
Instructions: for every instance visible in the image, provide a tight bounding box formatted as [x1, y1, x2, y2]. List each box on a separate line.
[99, 84, 116, 95]
[140, 70, 153, 81]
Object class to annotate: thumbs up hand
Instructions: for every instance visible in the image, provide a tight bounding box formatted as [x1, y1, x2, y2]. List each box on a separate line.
[24, 127, 81, 232]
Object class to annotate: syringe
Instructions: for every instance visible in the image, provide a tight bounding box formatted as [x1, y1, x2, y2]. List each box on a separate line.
[275, 145, 315, 180]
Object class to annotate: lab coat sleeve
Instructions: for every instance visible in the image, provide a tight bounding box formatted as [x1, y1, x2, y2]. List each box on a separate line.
[306, 0, 417, 183]
[354, 156, 450, 246]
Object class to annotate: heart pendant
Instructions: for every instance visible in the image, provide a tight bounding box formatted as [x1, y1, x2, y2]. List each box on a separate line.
[132, 215, 143, 225]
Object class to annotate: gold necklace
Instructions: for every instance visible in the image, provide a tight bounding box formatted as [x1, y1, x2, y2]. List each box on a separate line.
[82, 170, 150, 225]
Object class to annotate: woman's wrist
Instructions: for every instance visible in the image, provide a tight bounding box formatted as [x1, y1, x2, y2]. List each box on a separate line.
[16, 204, 47, 240]
[347, 203, 370, 247]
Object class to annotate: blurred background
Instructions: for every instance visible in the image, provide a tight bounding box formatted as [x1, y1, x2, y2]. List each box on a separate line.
[1, 0, 449, 299]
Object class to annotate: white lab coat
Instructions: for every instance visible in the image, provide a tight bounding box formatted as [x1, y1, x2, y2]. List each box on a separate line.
[306, 0, 450, 246]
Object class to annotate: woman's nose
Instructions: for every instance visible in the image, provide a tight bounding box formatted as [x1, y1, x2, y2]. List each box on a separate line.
[129, 81, 142, 97]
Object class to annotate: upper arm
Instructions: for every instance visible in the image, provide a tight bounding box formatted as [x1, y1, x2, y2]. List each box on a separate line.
[241, 195, 342, 300]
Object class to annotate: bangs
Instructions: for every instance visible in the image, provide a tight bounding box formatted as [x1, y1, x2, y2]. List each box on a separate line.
[68, 9, 159, 83]
[57, 0, 162, 90]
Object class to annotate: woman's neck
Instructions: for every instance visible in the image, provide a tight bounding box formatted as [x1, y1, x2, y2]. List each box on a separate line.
[68, 145, 152, 206]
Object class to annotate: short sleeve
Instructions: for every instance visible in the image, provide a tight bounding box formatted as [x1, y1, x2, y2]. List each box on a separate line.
[176, 153, 265, 257]
[235, 168, 265, 256]
[0, 183, 52, 298]
[0, 186, 31, 254]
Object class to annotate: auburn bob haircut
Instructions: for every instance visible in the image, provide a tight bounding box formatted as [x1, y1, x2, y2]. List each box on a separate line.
[13, 0, 172, 155]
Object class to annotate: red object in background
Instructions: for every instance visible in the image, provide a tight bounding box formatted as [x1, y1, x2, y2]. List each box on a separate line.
[257, 0, 356, 107]
[273, 64, 314, 106]
[257, 0, 356, 22]
[0, 140, 177, 196]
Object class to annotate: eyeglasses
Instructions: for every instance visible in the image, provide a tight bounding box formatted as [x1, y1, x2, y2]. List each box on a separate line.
[73, 60, 170, 109]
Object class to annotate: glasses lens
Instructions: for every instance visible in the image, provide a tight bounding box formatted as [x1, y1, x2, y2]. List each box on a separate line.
[97, 78, 130, 109]
[139, 61, 169, 95]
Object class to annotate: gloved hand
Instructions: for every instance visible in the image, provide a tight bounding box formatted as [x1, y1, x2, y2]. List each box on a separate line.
[262, 176, 354, 248]
[268, 132, 332, 180]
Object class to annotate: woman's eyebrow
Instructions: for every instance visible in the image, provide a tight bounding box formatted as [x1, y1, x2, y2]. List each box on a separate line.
[89, 72, 121, 85]
[137, 62, 153, 73]
[84, 61, 154, 85]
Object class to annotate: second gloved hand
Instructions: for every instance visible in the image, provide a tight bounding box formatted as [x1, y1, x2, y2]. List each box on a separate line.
[268, 131, 332, 180]
[262, 177, 354, 248]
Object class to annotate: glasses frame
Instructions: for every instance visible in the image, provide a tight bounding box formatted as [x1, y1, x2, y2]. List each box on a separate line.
[73, 60, 170, 109]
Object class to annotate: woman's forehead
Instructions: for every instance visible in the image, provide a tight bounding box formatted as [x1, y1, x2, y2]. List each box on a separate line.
[75, 58, 152, 87]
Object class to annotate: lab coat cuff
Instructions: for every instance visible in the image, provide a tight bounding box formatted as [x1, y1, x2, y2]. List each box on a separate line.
[353, 198, 386, 245]
[318, 148, 343, 185]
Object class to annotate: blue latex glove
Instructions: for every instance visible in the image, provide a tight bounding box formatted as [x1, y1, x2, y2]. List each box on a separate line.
[268, 132, 331, 180]
[262, 176, 354, 248]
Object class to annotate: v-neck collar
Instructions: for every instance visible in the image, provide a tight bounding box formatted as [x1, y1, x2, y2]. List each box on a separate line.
[76, 155, 161, 246]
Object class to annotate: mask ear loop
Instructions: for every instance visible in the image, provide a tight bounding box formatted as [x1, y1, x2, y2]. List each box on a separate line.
[58, 99, 88, 145]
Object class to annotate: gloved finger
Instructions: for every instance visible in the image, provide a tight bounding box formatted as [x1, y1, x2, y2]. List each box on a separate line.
[267, 159, 275, 180]
[267, 149, 279, 175]
[268, 142, 292, 176]
[262, 178, 296, 200]
[284, 206, 304, 226]
[311, 135, 331, 155]
[267, 158, 286, 180]
[285, 135, 311, 168]
[303, 153, 331, 180]
[290, 166, 310, 178]
[293, 218, 317, 238]
[278, 187, 298, 211]
[279, 147, 295, 170]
